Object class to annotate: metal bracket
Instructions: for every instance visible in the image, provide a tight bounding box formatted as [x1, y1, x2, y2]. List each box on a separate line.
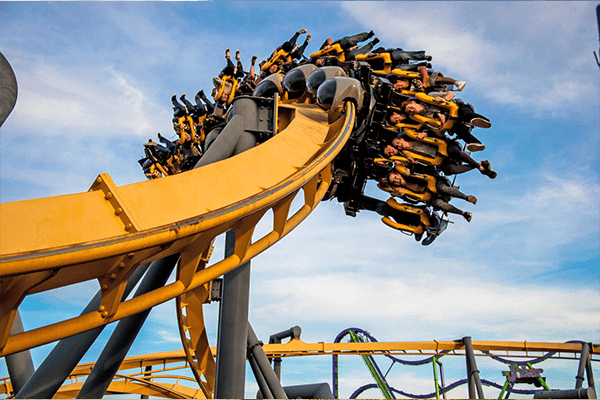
[89, 173, 141, 233]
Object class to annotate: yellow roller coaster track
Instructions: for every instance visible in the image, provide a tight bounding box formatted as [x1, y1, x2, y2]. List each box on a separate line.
[0, 101, 355, 363]
[2, 340, 597, 399]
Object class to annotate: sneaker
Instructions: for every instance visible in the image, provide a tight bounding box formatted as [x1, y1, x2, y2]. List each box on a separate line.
[467, 195, 477, 205]
[470, 117, 491, 128]
[225, 48, 230, 58]
[298, 29, 307, 34]
[480, 160, 491, 170]
[372, 37, 380, 46]
[487, 170, 498, 179]
[426, 55, 433, 61]
[467, 143, 485, 152]
[251, 55, 257, 65]
[463, 212, 472, 222]
[455, 80, 466, 91]
[305, 34, 311, 43]
[235, 49, 240, 61]
[367, 30, 375, 39]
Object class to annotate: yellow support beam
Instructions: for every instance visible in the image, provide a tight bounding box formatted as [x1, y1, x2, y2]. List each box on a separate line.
[0, 102, 356, 357]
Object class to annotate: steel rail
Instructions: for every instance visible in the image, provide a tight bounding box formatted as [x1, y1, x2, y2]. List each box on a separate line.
[260, 339, 599, 359]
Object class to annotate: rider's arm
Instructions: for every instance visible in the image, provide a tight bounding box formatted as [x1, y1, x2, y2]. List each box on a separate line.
[431, 113, 447, 137]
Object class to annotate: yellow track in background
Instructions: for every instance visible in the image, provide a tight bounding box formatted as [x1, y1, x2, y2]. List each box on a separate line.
[1, 340, 596, 399]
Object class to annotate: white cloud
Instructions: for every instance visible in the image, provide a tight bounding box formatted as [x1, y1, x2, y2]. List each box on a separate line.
[340, 1, 598, 114]
[8, 61, 171, 138]
[465, 171, 600, 268]
[251, 271, 598, 342]
[155, 329, 183, 344]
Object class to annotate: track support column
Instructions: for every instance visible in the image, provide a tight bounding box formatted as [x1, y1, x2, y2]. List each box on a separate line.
[214, 230, 251, 399]
[248, 323, 288, 399]
[463, 337, 485, 399]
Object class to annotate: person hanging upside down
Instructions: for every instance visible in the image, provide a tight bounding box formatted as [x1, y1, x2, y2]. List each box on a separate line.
[383, 134, 498, 179]
[400, 95, 491, 152]
[313, 31, 380, 63]
[383, 169, 476, 222]
[387, 72, 466, 94]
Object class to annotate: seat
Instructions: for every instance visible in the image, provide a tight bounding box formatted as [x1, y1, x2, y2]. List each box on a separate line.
[309, 43, 346, 62]
[261, 48, 294, 72]
[214, 75, 239, 105]
[380, 197, 432, 235]
[355, 52, 392, 74]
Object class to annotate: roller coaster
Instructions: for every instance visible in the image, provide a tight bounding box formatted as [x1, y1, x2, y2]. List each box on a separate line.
[1, 27, 598, 399]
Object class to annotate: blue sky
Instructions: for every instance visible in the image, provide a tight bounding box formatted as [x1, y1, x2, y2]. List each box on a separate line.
[1, 1, 599, 398]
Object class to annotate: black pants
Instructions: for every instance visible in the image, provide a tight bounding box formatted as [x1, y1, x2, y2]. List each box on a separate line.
[196, 91, 215, 115]
[347, 39, 378, 61]
[447, 104, 488, 144]
[221, 57, 244, 79]
[281, 31, 302, 53]
[336, 31, 371, 50]
[390, 48, 428, 63]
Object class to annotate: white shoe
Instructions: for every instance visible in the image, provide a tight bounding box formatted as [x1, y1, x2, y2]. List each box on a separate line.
[467, 143, 485, 152]
[470, 117, 491, 128]
[456, 81, 466, 91]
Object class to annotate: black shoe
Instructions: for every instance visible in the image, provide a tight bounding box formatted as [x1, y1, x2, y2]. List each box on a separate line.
[463, 212, 472, 222]
[367, 30, 375, 39]
[487, 170, 498, 179]
[426, 55, 433, 61]
[426, 62, 432, 68]
[372, 37, 380, 46]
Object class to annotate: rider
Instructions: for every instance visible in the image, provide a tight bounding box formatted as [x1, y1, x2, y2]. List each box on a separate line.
[400, 95, 490, 152]
[212, 48, 246, 115]
[383, 134, 497, 179]
[388, 72, 466, 93]
[383, 169, 475, 222]
[260, 29, 311, 78]
[312, 31, 380, 64]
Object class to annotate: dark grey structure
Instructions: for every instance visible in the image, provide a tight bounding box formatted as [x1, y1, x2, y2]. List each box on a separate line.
[214, 230, 252, 399]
